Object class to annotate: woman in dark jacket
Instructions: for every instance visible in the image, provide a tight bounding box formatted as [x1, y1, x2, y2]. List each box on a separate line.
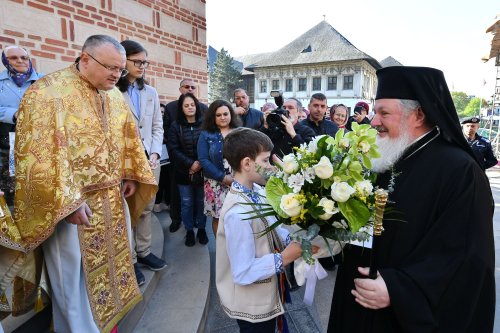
[167, 92, 207, 247]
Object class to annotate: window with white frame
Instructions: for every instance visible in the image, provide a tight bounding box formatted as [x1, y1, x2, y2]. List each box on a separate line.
[285, 79, 293, 92]
[343, 75, 353, 90]
[272, 79, 279, 90]
[327, 76, 337, 90]
[298, 78, 307, 91]
[312, 77, 321, 91]
[260, 80, 267, 93]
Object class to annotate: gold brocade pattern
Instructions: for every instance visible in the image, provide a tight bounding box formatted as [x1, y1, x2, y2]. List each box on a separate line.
[0, 65, 157, 332]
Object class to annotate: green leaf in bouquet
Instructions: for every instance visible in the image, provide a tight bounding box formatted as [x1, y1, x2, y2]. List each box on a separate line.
[255, 218, 286, 238]
[348, 160, 363, 174]
[308, 205, 326, 220]
[334, 127, 345, 144]
[338, 198, 371, 233]
[367, 146, 382, 159]
[265, 176, 291, 218]
[361, 154, 372, 169]
[315, 135, 333, 157]
[347, 169, 364, 182]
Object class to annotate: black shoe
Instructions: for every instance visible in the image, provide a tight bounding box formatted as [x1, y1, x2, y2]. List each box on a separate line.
[185, 230, 195, 247]
[134, 263, 145, 286]
[169, 220, 181, 233]
[137, 253, 168, 271]
[197, 229, 208, 245]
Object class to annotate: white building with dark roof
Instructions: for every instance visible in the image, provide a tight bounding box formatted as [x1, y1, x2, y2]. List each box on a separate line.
[236, 20, 382, 111]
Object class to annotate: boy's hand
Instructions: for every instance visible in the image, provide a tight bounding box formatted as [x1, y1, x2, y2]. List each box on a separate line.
[281, 242, 302, 266]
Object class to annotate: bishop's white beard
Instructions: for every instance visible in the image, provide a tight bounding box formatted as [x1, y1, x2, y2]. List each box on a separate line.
[371, 123, 414, 173]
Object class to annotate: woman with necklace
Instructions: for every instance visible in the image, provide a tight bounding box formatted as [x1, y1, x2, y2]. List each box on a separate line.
[197, 100, 241, 237]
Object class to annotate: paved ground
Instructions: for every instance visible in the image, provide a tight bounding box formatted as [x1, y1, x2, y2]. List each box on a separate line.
[202, 224, 334, 333]
[7, 168, 500, 332]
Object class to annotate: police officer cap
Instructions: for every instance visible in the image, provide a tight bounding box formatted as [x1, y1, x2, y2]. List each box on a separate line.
[460, 116, 480, 124]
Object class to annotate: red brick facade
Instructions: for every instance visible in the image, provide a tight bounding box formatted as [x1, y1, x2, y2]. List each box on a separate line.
[0, 0, 208, 103]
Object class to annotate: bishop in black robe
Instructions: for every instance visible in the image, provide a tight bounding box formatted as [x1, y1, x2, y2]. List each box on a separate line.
[327, 67, 495, 333]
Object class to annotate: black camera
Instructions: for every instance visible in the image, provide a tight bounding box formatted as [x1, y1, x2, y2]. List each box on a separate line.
[267, 90, 289, 132]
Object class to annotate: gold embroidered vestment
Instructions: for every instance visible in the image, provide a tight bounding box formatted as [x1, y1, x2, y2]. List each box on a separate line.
[1, 65, 157, 332]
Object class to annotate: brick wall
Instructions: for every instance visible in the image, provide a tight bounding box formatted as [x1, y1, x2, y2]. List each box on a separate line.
[0, 0, 208, 103]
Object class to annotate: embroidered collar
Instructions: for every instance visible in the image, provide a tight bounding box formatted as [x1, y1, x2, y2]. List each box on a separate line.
[232, 180, 261, 204]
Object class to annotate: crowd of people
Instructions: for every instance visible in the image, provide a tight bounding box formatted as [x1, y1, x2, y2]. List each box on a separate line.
[0, 33, 497, 333]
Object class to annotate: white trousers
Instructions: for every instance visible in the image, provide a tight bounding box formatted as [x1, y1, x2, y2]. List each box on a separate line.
[42, 221, 100, 333]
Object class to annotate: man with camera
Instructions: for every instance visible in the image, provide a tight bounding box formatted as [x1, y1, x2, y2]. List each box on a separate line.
[345, 101, 371, 131]
[300, 93, 339, 136]
[260, 97, 315, 158]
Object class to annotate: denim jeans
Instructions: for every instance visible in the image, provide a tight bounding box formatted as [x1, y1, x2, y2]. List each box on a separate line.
[178, 184, 206, 231]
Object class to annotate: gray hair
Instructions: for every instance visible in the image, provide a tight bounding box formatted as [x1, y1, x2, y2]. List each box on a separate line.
[4, 45, 28, 55]
[234, 88, 248, 97]
[285, 97, 303, 110]
[180, 78, 195, 86]
[82, 35, 125, 55]
[399, 99, 421, 115]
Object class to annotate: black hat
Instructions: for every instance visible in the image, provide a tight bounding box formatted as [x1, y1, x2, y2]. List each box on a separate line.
[461, 116, 480, 124]
[375, 66, 477, 164]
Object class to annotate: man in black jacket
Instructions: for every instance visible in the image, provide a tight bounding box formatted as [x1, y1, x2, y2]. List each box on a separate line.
[260, 97, 315, 159]
[300, 93, 338, 136]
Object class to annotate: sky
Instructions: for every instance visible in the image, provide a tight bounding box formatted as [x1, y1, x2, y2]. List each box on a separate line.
[206, 0, 499, 100]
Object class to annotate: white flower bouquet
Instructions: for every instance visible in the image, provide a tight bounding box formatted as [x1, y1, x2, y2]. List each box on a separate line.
[253, 123, 383, 265]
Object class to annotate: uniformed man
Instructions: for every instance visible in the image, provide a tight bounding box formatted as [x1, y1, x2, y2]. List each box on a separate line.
[461, 116, 498, 170]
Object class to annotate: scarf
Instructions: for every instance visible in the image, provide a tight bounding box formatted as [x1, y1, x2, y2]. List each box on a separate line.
[1, 50, 33, 87]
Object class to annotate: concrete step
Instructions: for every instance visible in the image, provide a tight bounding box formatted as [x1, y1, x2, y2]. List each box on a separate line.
[131, 211, 210, 333]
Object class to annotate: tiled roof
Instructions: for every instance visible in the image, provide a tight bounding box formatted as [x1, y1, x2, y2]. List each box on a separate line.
[380, 56, 404, 67]
[239, 20, 381, 70]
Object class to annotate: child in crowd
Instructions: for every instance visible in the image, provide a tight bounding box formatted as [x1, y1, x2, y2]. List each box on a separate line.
[215, 128, 307, 333]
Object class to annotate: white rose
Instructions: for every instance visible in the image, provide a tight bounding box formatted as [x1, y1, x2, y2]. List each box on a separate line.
[318, 198, 338, 220]
[280, 193, 303, 217]
[358, 141, 371, 154]
[354, 180, 373, 196]
[330, 182, 355, 203]
[282, 154, 299, 174]
[313, 156, 334, 179]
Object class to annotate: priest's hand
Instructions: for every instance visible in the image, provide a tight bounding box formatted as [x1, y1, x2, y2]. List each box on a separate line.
[352, 267, 390, 309]
[122, 180, 137, 198]
[66, 203, 92, 227]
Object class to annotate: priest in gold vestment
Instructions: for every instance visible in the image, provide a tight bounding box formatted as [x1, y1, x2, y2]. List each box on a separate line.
[0, 35, 157, 333]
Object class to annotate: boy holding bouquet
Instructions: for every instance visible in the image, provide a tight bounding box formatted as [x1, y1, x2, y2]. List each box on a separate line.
[215, 128, 305, 333]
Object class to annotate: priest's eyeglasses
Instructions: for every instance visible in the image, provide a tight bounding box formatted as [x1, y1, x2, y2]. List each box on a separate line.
[127, 59, 150, 68]
[85, 53, 129, 77]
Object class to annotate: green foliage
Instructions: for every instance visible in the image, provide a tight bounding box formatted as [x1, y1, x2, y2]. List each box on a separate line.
[463, 97, 484, 117]
[451, 91, 470, 116]
[209, 48, 242, 102]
